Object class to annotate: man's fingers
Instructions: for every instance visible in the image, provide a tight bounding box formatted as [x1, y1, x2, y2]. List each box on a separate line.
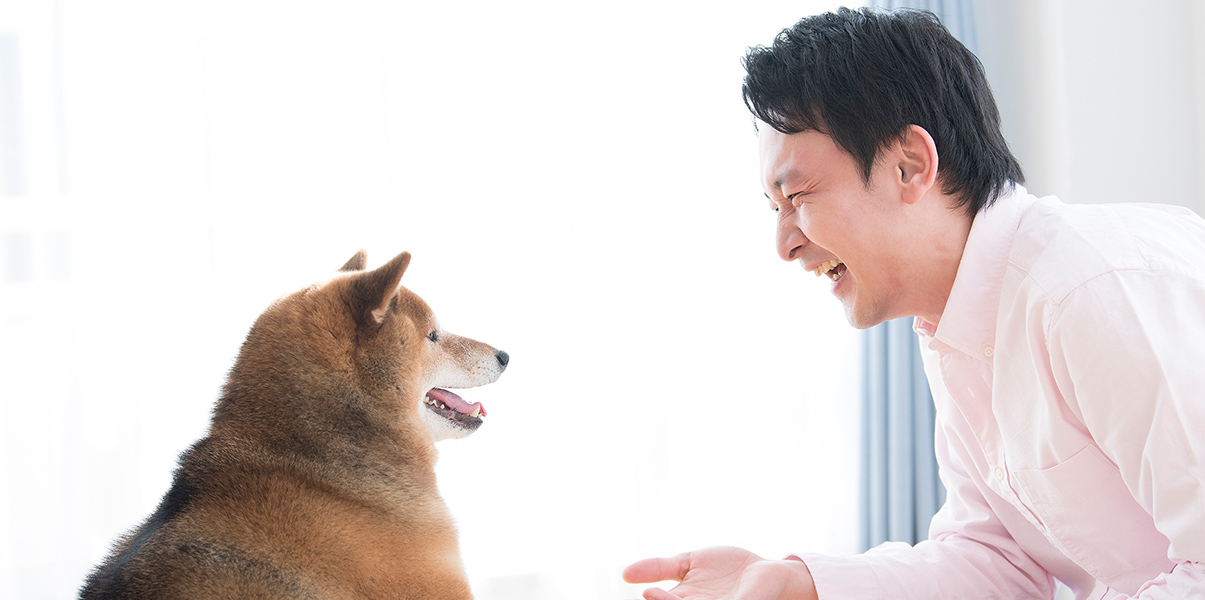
[641, 586, 685, 600]
[623, 554, 691, 584]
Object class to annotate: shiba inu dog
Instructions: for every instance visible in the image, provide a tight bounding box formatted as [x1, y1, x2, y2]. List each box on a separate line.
[81, 250, 508, 599]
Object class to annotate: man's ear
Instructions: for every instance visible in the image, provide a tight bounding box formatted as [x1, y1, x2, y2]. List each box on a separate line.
[895, 124, 939, 205]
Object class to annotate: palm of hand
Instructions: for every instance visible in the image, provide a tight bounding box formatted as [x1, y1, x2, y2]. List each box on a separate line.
[625, 547, 801, 600]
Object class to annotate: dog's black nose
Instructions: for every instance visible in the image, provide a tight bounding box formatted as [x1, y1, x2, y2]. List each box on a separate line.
[496, 350, 510, 369]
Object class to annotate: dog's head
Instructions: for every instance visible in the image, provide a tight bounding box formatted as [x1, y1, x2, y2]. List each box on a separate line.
[335, 250, 508, 441]
[221, 250, 507, 446]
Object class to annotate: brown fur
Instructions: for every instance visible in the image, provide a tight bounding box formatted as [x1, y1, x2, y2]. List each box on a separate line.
[81, 251, 507, 600]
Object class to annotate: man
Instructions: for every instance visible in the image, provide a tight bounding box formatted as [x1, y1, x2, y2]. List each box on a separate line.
[624, 7, 1205, 600]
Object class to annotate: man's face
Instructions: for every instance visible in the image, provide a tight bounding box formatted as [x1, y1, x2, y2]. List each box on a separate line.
[758, 127, 912, 329]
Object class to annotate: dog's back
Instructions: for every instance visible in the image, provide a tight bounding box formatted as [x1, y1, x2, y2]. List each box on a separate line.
[82, 251, 506, 599]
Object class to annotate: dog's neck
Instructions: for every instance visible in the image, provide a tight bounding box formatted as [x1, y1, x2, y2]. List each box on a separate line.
[210, 372, 442, 498]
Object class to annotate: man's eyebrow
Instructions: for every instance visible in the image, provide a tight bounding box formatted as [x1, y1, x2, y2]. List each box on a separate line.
[766, 170, 798, 197]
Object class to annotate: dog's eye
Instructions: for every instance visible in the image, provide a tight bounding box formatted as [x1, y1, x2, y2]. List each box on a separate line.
[427, 330, 439, 343]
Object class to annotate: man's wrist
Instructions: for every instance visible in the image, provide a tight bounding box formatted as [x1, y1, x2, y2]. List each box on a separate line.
[780, 555, 819, 600]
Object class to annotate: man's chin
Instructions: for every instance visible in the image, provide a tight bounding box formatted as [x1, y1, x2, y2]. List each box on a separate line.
[848, 316, 883, 330]
[843, 299, 889, 330]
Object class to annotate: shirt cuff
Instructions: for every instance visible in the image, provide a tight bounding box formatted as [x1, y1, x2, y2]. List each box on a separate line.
[785, 553, 881, 600]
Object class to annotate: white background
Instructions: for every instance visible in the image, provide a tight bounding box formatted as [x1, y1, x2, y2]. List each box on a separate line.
[9, 1, 1205, 598]
[0, 2, 862, 598]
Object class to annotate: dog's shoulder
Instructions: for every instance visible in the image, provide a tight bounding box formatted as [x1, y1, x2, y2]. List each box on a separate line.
[80, 437, 325, 599]
[80, 439, 206, 599]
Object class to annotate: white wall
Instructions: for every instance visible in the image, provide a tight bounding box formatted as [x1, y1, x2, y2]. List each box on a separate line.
[974, 0, 1205, 214]
[0, 2, 863, 599]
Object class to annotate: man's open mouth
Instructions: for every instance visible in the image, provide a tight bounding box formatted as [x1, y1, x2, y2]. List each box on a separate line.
[813, 258, 847, 282]
[423, 388, 487, 432]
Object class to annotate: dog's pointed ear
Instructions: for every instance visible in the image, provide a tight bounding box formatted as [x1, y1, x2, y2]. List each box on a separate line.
[339, 250, 369, 272]
[355, 251, 412, 325]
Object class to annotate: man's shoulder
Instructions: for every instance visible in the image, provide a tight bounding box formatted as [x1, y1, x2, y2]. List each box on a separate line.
[1006, 196, 1205, 301]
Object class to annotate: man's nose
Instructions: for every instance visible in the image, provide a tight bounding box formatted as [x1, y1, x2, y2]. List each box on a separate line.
[776, 214, 806, 262]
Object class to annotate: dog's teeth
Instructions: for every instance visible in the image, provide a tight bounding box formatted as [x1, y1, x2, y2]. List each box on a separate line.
[468, 406, 481, 418]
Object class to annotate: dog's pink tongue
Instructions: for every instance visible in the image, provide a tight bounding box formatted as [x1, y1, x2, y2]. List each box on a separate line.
[427, 388, 487, 417]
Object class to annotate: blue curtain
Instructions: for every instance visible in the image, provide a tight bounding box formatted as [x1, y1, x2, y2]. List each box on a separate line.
[860, 0, 975, 550]
[860, 318, 945, 548]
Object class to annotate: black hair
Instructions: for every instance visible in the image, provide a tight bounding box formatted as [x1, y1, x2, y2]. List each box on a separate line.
[742, 7, 1023, 215]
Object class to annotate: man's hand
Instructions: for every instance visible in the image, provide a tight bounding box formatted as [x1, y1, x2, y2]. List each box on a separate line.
[622, 546, 819, 600]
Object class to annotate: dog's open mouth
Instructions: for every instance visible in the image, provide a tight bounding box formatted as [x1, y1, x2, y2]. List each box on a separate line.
[423, 388, 487, 432]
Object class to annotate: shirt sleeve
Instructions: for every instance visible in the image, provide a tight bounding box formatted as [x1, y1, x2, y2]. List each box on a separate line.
[1047, 268, 1205, 598]
[791, 422, 1055, 600]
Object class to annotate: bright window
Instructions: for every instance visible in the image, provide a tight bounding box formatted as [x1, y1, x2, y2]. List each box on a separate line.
[0, 2, 861, 598]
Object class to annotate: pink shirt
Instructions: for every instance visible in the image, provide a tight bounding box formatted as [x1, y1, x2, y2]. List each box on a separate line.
[796, 187, 1205, 599]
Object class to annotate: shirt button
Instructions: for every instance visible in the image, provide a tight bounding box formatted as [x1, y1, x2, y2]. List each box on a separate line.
[995, 467, 1006, 481]
[984, 346, 995, 357]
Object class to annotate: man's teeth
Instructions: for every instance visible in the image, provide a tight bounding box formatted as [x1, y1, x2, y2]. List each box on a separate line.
[424, 394, 482, 418]
[812, 259, 845, 281]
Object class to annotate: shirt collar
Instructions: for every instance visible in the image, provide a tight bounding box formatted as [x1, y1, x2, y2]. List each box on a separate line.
[914, 184, 1036, 358]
